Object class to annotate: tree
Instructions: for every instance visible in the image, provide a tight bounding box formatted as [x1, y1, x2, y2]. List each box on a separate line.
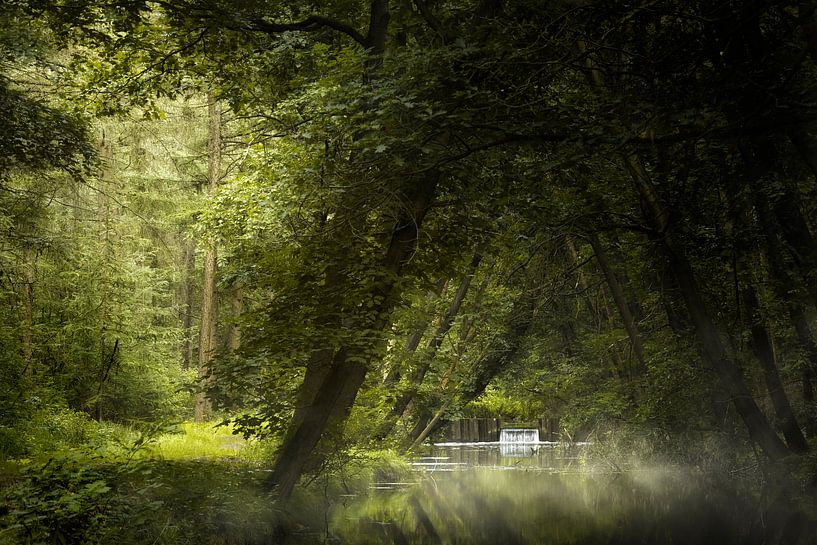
[195, 94, 221, 422]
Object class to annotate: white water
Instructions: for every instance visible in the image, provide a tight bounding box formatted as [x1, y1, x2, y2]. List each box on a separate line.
[500, 428, 540, 443]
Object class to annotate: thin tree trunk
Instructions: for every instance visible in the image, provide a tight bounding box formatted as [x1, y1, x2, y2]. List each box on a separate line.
[180, 235, 196, 369]
[383, 250, 482, 434]
[726, 172, 810, 453]
[96, 133, 115, 418]
[21, 246, 35, 377]
[382, 277, 447, 388]
[565, 236, 624, 377]
[754, 190, 817, 436]
[195, 94, 221, 423]
[588, 232, 646, 375]
[792, 313, 817, 437]
[789, 125, 817, 183]
[607, 230, 643, 322]
[410, 401, 449, 449]
[767, 183, 817, 309]
[743, 284, 809, 453]
[404, 264, 495, 447]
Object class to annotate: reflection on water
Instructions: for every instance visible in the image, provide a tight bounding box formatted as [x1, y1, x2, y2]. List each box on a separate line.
[418, 441, 583, 466]
[317, 443, 812, 545]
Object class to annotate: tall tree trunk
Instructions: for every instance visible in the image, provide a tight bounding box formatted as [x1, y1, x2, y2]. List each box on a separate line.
[607, 230, 643, 322]
[726, 171, 810, 453]
[227, 283, 243, 352]
[179, 235, 196, 369]
[96, 133, 116, 418]
[21, 246, 35, 377]
[789, 126, 817, 181]
[564, 236, 624, 378]
[791, 312, 817, 437]
[765, 180, 817, 309]
[626, 153, 791, 461]
[404, 264, 495, 448]
[279, 0, 392, 446]
[195, 94, 221, 423]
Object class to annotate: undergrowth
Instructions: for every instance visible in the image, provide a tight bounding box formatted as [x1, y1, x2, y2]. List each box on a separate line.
[0, 416, 412, 545]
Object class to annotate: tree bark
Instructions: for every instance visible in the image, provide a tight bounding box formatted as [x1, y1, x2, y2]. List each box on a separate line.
[195, 94, 221, 423]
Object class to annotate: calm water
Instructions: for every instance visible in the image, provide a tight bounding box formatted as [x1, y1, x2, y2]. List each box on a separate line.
[415, 441, 584, 470]
[318, 442, 813, 545]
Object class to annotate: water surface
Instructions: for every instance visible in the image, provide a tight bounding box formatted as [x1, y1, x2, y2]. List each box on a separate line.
[321, 441, 803, 545]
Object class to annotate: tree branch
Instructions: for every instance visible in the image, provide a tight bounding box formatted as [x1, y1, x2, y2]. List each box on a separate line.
[412, 0, 448, 42]
[246, 15, 368, 48]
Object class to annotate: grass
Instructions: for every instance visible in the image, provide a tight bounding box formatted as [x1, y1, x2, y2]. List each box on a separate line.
[147, 421, 273, 463]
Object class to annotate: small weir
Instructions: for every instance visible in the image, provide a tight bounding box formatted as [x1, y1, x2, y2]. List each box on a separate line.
[417, 425, 573, 470]
[499, 427, 540, 443]
[443, 417, 561, 442]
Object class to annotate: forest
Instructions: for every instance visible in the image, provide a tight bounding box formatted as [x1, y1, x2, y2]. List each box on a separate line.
[2, 0, 817, 543]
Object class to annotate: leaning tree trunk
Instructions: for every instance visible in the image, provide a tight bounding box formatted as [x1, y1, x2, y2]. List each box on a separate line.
[588, 232, 646, 376]
[265, 165, 439, 498]
[404, 262, 495, 448]
[765, 180, 817, 309]
[626, 153, 791, 461]
[195, 94, 221, 423]
[418, 294, 539, 447]
[742, 284, 809, 453]
[726, 171, 809, 454]
[379, 250, 483, 440]
[382, 277, 447, 389]
[280, 0, 393, 447]
[754, 190, 817, 436]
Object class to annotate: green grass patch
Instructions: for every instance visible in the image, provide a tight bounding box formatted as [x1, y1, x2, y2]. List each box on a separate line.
[148, 421, 272, 463]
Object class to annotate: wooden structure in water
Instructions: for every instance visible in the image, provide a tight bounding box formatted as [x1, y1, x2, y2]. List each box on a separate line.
[443, 417, 561, 442]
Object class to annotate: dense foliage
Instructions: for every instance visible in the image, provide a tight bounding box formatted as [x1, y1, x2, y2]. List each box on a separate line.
[3, 0, 817, 543]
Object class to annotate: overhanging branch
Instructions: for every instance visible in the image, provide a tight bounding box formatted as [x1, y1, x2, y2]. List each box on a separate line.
[246, 15, 368, 47]
[152, 1, 369, 48]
